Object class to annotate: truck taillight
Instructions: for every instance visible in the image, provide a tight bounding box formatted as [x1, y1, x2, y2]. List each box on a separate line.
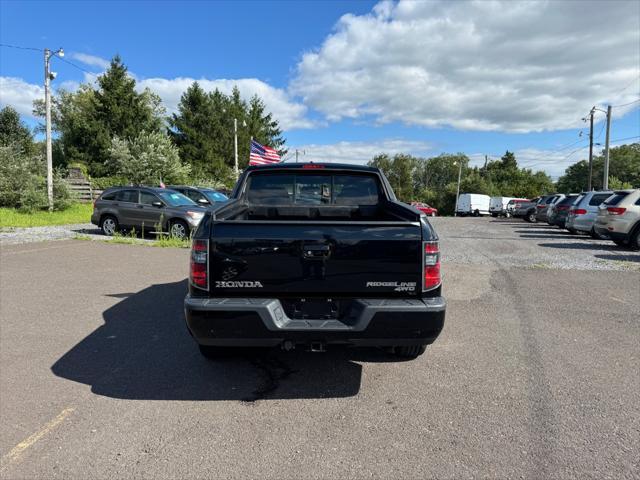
[607, 207, 626, 215]
[190, 239, 208, 290]
[423, 241, 441, 291]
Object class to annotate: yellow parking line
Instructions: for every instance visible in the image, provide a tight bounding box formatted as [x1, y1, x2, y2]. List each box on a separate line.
[0, 407, 75, 471]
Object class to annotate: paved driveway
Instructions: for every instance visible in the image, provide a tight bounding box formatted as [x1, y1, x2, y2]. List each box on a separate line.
[1, 218, 638, 478]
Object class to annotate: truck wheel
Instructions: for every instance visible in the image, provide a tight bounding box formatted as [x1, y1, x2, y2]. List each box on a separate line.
[526, 212, 537, 223]
[100, 215, 118, 236]
[394, 345, 427, 359]
[473, 210, 480, 217]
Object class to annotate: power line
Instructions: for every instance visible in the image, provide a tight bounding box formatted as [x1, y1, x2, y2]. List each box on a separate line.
[1, 42, 98, 77]
[609, 135, 640, 143]
[611, 98, 640, 108]
[56, 56, 98, 77]
[0, 42, 42, 52]
[613, 75, 640, 96]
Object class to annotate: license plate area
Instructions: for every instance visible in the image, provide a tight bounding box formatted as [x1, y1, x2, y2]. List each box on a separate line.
[285, 298, 340, 320]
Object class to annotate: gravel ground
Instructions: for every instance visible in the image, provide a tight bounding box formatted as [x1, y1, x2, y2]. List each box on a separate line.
[0, 223, 102, 245]
[0, 223, 155, 246]
[432, 217, 640, 271]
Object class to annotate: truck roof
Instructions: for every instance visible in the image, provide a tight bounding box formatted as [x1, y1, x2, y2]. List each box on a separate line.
[244, 162, 379, 173]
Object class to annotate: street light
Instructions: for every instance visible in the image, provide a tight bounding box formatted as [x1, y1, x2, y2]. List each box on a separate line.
[44, 47, 64, 211]
[453, 160, 463, 217]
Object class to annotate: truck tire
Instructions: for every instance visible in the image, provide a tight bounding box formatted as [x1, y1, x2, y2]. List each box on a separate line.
[526, 212, 537, 223]
[473, 210, 480, 217]
[394, 345, 427, 359]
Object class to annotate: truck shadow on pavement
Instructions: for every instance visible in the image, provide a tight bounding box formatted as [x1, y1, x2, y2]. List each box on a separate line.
[50, 279, 392, 401]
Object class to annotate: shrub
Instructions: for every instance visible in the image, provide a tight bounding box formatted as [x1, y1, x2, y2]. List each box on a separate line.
[106, 131, 191, 185]
[0, 144, 75, 211]
[91, 176, 130, 190]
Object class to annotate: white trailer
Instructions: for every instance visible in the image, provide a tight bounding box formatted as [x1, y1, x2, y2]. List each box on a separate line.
[456, 193, 491, 216]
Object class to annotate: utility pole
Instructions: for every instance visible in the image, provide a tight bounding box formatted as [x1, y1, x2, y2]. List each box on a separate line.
[454, 160, 462, 217]
[587, 107, 594, 191]
[44, 47, 63, 211]
[233, 118, 239, 176]
[44, 49, 54, 211]
[603, 105, 612, 190]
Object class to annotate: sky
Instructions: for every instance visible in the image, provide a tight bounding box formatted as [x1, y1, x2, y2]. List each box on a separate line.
[1, 0, 639, 179]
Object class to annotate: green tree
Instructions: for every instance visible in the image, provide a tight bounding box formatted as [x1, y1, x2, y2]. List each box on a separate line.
[369, 153, 418, 201]
[0, 106, 34, 153]
[106, 131, 190, 185]
[556, 143, 640, 192]
[169, 82, 287, 179]
[168, 82, 227, 178]
[33, 55, 164, 176]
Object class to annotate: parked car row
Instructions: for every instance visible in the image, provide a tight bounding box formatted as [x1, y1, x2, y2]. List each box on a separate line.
[513, 189, 640, 250]
[91, 185, 228, 239]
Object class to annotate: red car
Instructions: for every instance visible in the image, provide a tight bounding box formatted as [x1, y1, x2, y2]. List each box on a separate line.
[411, 202, 438, 216]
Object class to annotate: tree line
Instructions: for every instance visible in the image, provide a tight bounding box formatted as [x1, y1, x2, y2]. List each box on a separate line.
[32, 55, 286, 187]
[369, 146, 639, 215]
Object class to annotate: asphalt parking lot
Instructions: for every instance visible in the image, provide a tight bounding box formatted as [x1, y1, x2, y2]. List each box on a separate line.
[1, 217, 639, 479]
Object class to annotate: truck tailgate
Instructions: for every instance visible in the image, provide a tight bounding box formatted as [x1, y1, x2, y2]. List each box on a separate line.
[211, 221, 422, 297]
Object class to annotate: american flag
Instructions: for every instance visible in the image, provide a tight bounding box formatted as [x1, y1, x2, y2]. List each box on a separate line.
[249, 139, 281, 165]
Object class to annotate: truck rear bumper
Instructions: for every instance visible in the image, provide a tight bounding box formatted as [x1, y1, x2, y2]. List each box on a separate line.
[184, 296, 445, 347]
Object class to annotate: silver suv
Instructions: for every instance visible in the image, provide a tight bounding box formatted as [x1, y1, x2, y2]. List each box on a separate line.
[565, 191, 613, 237]
[594, 189, 640, 249]
[91, 187, 207, 239]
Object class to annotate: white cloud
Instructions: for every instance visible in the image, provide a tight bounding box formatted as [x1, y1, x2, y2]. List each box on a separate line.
[0, 74, 313, 130]
[137, 77, 315, 130]
[291, 0, 640, 133]
[70, 52, 110, 70]
[287, 138, 432, 164]
[0, 77, 43, 119]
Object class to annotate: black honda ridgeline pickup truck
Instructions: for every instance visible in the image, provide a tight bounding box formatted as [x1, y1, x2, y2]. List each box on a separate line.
[184, 163, 445, 359]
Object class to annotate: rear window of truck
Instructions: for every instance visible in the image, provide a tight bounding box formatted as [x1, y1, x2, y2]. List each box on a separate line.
[246, 173, 381, 206]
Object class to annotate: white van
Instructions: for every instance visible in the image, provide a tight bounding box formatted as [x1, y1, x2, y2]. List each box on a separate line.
[456, 193, 491, 216]
[489, 196, 528, 217]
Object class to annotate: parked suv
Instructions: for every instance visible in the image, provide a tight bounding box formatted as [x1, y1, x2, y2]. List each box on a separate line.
[167, 186, 229, 207]
[565, 191, 613, 237]
[594, 189, 640, 249]
[91, 187, 207, 239]
[548, 194, 579, 228]
[536, 194, 564, 223]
